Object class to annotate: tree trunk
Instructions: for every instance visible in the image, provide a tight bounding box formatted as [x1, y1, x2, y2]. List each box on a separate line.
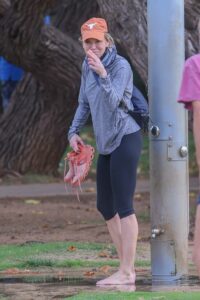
[0, 76, 77, 175]
[185, 0, 200, 56]
[98, 0, 200, 84]
[0, 0, 199, 176]
[0, 0, 99, 176]
[98, 0, 148, 85]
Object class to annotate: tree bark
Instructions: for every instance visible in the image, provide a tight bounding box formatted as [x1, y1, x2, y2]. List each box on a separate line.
[185, 0, 200, 56]
[98, 0, 200, 84]
[98, 0, 148, 84]
[0, 0, 99, 175]
[0, 0, 199, 176]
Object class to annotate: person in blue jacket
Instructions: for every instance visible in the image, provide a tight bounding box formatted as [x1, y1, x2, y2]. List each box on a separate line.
[0, 16, 51, 112]
[0, 57, 24, 111]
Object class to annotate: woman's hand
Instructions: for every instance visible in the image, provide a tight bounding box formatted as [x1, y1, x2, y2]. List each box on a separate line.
[70, 134, 84, 152]
[87, 50, 107, 78]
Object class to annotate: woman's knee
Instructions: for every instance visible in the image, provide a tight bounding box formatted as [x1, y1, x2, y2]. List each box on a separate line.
[97, 202, 116, 221]
[118, 208, 135, 219]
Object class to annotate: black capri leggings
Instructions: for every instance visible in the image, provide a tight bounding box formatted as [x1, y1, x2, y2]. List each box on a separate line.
[96, 131, 142, 221]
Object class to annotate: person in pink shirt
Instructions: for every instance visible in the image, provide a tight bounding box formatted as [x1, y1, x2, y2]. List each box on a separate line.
[178, 53, 200, 276]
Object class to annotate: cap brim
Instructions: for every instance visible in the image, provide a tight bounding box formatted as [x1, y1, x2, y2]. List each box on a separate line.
[82, 31, 105, 42]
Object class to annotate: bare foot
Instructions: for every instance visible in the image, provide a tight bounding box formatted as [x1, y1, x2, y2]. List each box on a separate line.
[96, 270, 136, 285]
[97, 284, 136, 292]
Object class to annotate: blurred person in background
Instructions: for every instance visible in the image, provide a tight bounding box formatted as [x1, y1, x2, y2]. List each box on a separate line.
[178, 53, 200, 276]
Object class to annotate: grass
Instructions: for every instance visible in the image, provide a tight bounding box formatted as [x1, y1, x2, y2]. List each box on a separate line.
[67, 292, 200, 300]
[0, 242, 198, 300]
[137, 211, 150, 223]
[138, 134, 149, 178]
[188, 131, 198, 176]
[21, 259, 120, 269]
[0, 242, 150, 271]
[0, 241, 107, 270]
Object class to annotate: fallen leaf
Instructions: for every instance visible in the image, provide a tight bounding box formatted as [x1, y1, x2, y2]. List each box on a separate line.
[25, 199, 40, 205]
[99, 265, 111, 274]
[67, 245, 77, 252]
[84, 271, 95, 277]
[98, 251, 110, 258]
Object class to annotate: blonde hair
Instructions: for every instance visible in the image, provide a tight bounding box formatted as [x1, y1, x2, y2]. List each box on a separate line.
[105, 33, 115, 46]
[79, 32, 115, 47]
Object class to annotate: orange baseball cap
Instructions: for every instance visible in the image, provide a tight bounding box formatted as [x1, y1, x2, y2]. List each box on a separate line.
[81, 17, 108, 41]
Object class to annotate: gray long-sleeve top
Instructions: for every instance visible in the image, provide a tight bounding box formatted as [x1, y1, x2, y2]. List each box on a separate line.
[68, 47, 140, 155]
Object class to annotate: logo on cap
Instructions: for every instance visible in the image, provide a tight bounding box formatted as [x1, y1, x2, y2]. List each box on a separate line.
[86, 23, 96, 30]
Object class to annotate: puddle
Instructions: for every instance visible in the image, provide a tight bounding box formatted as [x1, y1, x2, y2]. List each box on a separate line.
[0, 276, 95, 285]
[137, 275, 200, 291]
[0, 273, 200, 299]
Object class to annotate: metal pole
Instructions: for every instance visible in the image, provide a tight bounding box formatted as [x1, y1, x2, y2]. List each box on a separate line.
[147, 0, 189, 280]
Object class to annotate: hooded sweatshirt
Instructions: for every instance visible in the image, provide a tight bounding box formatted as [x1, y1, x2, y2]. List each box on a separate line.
[68, 46, 140, 155]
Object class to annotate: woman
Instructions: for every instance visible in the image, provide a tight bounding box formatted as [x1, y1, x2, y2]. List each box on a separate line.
[178, 53, 200, 276]
[67, 17, 142, 285]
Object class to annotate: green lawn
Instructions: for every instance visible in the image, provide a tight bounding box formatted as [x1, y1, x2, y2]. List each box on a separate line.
[67, 291, 200, 300]
[0, 242, 150, 271]
[0, 242, 199, 300]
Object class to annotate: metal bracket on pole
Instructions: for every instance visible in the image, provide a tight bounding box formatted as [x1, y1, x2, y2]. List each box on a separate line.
[150, 122, 188, 161]
[167, 142, 188, 161]
[151, 228, 165, 239]
[150, 121, 174, 141]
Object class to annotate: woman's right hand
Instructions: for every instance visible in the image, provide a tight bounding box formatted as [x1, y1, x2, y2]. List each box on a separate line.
[69, 134, 84, 152]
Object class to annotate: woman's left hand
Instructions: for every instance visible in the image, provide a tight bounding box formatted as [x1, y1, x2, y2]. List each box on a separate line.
[87, 50, 107, 78]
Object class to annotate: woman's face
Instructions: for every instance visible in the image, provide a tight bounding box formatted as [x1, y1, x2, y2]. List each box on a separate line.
[82, 38, 109, 58]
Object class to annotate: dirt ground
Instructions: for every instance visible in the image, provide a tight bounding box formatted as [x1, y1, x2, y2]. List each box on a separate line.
[0, 192, 199, 300]
[0, 192, 153, 245]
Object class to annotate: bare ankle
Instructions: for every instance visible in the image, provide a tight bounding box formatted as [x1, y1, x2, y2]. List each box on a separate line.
[119, 268, 134, 277]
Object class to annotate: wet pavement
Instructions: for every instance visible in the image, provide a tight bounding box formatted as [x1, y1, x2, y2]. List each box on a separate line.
[0, 270, 200, 299]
